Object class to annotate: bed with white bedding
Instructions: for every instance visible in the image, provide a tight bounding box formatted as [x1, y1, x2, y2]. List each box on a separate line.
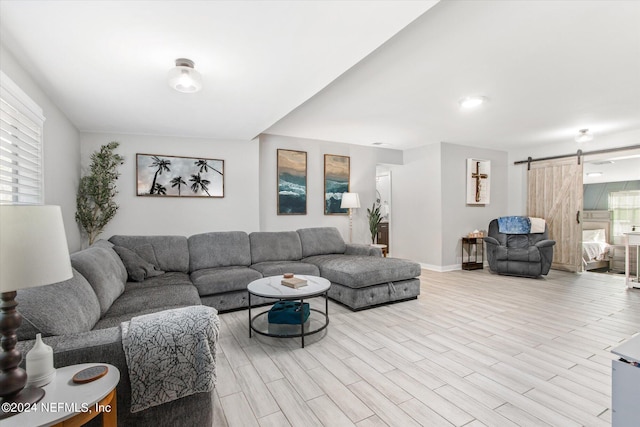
[582, 211, 612, 271]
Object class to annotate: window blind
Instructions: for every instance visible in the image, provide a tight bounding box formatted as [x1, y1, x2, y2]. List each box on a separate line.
[0, 71, 45, 205]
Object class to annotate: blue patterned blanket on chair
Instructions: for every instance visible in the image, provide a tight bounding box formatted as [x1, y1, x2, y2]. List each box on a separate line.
[498, 216, 531, 234]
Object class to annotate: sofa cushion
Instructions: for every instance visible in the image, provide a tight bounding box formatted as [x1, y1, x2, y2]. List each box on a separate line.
[123, 271, 194, 291]
[250, 261, 319, 277]
[71, 247, 127, 316]
[104, 281, 200, 319]
[297, 227, 347, 257]
[109, 235, 189, 273]
[93, 305, 197, 330]
[249, 231, 302, 263]
[303, 254, 421, 288]
[16, 268, 101, 340]
[113, 245, 165, 282]
[188, 231, 252, 271]
[190, 266, 262, 295]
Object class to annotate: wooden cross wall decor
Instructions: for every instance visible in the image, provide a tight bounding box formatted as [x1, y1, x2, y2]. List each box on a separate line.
[472, 161, 488, 203]
[466, 158, 491, 205]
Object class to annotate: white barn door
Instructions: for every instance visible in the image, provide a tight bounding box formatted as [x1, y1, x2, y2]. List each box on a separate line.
[527, 157, 583, 272]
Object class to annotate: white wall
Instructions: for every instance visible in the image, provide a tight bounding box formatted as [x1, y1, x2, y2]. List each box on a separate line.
[508, 129, 640, 215]
[389, 143, 443, 267]
[1, 43, 82, 251]
[258, 134, 385, 244]
[388, 142, 508, 270]
[440, 142, 508, 269]
[80, 133, 259, 241]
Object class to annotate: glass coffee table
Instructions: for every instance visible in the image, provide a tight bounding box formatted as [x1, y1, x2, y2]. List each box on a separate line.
[248, 275, 330, 348]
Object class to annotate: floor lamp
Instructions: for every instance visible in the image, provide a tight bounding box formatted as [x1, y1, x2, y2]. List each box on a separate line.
[340, 192, 360, 243]
[0, 205, 72, 419]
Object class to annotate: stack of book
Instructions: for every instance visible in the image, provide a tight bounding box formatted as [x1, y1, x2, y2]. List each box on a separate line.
[281, 276, 308, 289]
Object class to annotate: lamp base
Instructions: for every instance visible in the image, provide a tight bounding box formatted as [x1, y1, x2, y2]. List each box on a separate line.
[0, 387, 45, 419]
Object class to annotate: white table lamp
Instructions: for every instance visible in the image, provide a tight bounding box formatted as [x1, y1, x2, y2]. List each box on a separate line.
[340, 192, 360, 243]
[0, 205, 72, 418]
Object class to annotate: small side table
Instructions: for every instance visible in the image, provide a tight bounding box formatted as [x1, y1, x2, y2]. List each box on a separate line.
[462, 237, 484, 270]
[371, 244, 388, 257]
[3, 363, 119, 427]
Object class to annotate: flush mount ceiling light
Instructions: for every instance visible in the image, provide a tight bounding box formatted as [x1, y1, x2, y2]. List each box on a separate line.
[459, 95, 487, 109]
[168, 58, 202, 93]
[586, 172, 603, 177]
[575, 129, 594, 143]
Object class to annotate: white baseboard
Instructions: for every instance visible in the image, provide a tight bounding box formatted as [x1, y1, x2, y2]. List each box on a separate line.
[419, 263, 461, 272]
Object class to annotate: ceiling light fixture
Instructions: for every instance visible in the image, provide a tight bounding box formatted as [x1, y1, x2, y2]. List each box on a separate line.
[459, 96, 487, 109]
[168, 58, 203, 93]
[575, 129, 594, 143]
[586, 172, 603, 177]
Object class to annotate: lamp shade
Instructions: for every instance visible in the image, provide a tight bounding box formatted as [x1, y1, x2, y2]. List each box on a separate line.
[340, 192, 361, 209]
[0, 205, 72, 292]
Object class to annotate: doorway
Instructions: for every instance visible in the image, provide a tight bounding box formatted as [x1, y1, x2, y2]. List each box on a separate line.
[376, 167, 391, 254]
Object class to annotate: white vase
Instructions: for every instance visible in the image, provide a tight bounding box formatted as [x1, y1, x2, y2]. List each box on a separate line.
[26, 333, 56, 387]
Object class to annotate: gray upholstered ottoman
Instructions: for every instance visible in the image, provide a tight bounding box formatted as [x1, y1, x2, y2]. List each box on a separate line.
[303, 254, 422, 310]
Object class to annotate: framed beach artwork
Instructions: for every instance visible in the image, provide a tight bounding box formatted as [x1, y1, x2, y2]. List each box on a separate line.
[324, 154, 350, 215]
[136, 153, 224, 198]
[277, 149, 307, 215]
[466, 158, 490, 205]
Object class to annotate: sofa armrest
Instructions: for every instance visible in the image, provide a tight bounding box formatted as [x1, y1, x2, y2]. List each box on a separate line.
[345, 243, 382, 257]
[484, 236, 500, 246]
[535, 239, 556, 248]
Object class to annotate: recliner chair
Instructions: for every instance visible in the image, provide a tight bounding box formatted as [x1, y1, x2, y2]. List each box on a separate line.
[484, 218, 556, 278]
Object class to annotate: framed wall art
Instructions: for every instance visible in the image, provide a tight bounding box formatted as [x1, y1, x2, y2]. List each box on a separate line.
[324, 154, 350, 215]
[136, 153, 224, 198]
[277, 149, 307, 215]
[466, 158, 490, 205]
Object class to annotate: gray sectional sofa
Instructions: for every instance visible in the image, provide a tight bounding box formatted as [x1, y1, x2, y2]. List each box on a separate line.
[16, 227, 421, 426]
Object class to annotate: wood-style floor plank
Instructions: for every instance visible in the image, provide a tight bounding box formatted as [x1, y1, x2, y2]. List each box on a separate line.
[215, 269, 639, 426]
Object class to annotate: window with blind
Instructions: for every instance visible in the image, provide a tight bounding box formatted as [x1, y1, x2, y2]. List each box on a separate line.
[0, 71, 45, 205]
[609, 189, 640, 244]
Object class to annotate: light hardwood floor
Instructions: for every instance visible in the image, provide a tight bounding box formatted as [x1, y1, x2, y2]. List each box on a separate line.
[214, 269, 640, 426]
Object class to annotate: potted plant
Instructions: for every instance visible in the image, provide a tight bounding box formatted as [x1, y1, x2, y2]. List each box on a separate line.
[76, 141, 124, 245]
[367, 202, 383, 244]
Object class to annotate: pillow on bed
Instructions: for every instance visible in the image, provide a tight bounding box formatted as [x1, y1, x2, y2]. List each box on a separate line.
[583, 228, 606, 243]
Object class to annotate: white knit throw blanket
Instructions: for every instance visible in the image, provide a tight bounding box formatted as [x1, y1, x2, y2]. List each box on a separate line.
[121, 305, 220, 413]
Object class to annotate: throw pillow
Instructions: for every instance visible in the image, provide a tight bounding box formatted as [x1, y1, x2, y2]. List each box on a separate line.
[113, 245, 165, 282]
[134, 244, 160, 267]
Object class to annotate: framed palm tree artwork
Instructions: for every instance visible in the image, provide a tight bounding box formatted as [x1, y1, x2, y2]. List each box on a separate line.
[136, 153, 224, 198]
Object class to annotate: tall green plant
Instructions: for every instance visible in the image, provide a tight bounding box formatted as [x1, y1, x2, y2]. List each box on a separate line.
[76, 141, 124, 245]
[367, 202, 383, 244]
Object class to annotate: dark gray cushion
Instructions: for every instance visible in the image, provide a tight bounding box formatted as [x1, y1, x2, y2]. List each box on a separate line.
[109, 235, 189, 273]
[249, 231, 303, 263]
[124, 271, 194, 291]
[104, 284, 200, 318]
[71, 247, 126, 316]
[190, 266, 262, 295]
[495, 246, 541, 262]
[250, 261, 319, 277]
[303, 254, 421, 288]
[16, 268, 101, 340]
[297, 227, 347, 257]
[112, 245, 165, 282]
[134, 243, 160, 266]
[188, 231, 252, 270]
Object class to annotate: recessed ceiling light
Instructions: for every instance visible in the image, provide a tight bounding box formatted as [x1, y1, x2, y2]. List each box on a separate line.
[459, 96, 487, 109]
[586, 172, 603, 177]
[575, 129, 594, 143]
[372, 142, 384, 146]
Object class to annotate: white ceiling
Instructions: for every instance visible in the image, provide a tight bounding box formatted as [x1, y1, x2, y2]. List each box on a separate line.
[1, 1, 639, 151]
[0, 0, 436, 140]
